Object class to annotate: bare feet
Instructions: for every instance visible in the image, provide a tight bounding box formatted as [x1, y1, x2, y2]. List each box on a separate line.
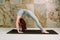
[42, 30, 49, 33]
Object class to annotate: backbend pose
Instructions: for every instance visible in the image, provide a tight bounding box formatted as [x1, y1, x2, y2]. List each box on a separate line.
[16, 9, 49, 33]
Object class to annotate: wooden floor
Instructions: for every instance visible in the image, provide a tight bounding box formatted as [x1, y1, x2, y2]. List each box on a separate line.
[0, 28, 60, 40]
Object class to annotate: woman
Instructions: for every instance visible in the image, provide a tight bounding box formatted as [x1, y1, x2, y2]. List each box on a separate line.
[16, 9, 49, 33]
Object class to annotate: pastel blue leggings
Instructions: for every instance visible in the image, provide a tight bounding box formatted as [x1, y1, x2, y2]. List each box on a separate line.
[24, 10, 43, 30]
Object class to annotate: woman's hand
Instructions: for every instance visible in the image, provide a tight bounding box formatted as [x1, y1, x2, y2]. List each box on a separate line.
[17, 29, 23, 33]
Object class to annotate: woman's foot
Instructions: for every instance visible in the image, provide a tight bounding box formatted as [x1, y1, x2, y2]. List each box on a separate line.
[42, 30, 49, 33]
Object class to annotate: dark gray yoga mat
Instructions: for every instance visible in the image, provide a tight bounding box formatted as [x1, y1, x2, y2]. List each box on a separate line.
[7, 29, 58, 34]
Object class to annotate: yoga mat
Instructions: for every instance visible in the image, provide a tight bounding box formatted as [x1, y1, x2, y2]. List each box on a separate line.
[7, 29, 58, 34]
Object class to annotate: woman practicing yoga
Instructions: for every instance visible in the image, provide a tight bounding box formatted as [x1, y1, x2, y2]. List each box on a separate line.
[16, 9, 49, 33]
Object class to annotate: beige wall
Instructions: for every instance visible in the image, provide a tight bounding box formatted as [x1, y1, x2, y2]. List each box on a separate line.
[0, 0, 60, 28]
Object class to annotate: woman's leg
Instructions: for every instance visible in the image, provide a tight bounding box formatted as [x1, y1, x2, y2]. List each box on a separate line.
[26, 11, 43, 30]
[25, 10, 49, 33]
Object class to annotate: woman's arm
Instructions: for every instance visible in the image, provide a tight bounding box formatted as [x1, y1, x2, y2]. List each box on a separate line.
[16, 16, 21, 32]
